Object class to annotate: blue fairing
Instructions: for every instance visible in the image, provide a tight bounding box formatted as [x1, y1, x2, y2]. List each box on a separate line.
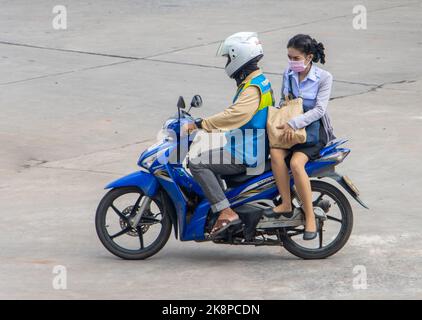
[105, 170, 159, 197]
[319, 138, 348, 157]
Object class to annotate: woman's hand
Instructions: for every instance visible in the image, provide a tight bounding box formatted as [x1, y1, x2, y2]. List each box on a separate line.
[276, 123, 295, 142]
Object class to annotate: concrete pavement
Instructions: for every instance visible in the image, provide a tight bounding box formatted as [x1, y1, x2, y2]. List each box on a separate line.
[0, 0, 421, 299]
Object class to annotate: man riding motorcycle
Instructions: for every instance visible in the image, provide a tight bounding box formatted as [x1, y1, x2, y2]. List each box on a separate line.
[183, 32, 275, 238]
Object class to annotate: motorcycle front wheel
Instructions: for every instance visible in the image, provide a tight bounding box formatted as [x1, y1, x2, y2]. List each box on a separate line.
[95, 187, 172, 260]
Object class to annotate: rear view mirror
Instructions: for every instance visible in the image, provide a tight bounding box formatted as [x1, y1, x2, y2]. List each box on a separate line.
[190, 95, 203, 108]
[177, 96, 186, 109]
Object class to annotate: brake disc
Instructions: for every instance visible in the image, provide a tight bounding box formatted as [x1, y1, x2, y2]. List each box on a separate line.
[118, 206, 155, 237]
[118, 206, 138, 237]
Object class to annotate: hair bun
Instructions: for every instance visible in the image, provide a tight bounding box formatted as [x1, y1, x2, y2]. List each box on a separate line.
[314, 41, 326, 64]
[316, 42, 324, 51]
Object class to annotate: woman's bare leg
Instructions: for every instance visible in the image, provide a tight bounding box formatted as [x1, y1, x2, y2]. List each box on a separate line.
[270, 148, 292, 212]
[289, 151, 316, 232]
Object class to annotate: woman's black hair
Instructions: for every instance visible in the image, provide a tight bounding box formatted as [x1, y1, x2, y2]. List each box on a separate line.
[287, 34, 326, 64]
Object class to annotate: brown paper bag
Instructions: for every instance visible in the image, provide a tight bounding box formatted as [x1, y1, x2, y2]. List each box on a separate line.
[267, 97, 306, 149]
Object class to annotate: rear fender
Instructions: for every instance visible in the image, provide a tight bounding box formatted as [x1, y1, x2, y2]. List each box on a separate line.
[322, 171, 369, 209]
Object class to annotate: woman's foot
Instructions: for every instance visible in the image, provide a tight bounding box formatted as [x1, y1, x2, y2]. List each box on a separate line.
[305, 217, 317, 233]
[262, 202, 293, 218]
[273, 202, 293, 214]
[303, 217, 318, 241]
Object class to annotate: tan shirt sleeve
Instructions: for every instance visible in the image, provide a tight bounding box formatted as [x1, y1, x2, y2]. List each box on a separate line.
[201, 86, 261, 132]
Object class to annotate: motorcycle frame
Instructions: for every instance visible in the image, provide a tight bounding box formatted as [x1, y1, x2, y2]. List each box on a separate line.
[105, 132, 367, 242]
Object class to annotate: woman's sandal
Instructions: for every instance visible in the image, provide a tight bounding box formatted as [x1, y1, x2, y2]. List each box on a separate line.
[209, 218, 242, 238]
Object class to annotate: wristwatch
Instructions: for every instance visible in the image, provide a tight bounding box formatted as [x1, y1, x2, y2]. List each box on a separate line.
[194, 118, 203, 129]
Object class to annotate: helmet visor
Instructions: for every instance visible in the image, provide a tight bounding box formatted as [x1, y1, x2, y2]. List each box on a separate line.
[216, 40, 227, 57]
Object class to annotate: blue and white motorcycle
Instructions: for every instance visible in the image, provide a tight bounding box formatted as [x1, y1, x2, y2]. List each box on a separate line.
[95, 95, 368, 260]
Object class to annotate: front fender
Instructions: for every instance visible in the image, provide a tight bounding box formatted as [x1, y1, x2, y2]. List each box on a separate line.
[105, 170, 158, 197]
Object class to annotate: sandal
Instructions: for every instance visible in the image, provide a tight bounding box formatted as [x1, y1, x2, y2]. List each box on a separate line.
[210, 218, 242, 238]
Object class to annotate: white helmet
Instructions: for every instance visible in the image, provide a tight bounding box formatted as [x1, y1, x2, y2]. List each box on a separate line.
[216, 32, 263, 78]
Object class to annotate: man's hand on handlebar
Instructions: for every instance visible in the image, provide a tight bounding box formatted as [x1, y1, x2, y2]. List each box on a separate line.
[182, 122, 198, 135]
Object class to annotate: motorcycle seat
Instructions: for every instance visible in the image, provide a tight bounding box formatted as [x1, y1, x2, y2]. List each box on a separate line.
[222, 158, 272, 188]
[221, 139, 349, 189]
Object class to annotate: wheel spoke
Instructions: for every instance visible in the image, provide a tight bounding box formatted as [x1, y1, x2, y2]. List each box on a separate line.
[138, 227, 145, 249]
[130, 195, 144, 217]
[326, 215, 342, 223]
[110, 204, 129, 222]
[110, 227, 131, 239]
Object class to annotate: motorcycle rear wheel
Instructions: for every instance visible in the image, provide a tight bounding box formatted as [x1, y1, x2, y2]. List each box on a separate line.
[282, 180, 353, 260]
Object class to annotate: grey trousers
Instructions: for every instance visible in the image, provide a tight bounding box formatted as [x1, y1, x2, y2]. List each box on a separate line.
[189, 148, 246, 213]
